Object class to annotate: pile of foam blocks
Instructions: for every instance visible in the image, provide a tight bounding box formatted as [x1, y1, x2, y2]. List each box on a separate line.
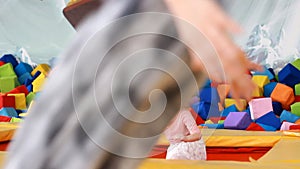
[191, 59, 300, 131]
[0, 54, 50, 122]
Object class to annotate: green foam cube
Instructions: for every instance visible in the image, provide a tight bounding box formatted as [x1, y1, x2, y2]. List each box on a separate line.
[26, 92, 35, 106]
[295, 84, 300, 96]
[10, 117, 23, 123]
[292, 59, 300, 71]
[0, 63, 16, 77]
[218, 120, 225, 124]
[0, 76, 17, 93]
[291, 102, 300, 117]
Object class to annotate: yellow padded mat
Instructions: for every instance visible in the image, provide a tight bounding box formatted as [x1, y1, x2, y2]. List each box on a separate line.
[141, 129, 300, 169]
[156, 129, 284, 147]
[0, 123, 18, 142]
[0, 126, 299, 168]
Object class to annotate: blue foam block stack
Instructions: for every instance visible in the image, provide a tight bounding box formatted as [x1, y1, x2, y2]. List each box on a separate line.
[14, 62, 33, 77]
[199, 87, 220, 103]
[192, 87, 221, 120]
[18, 72, 33, 85]
[201, 79, 211, 88]
[192, 102, 219, 120]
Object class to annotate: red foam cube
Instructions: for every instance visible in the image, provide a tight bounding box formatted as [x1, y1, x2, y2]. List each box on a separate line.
[290, 125, 300, 130]
[210, 81, 219, 88]
[0, 95, 15, 108]
[295, 96, 300, 103]
[209, 116, 226, 124]
[0, 61, 5, 66]
[6, 85, 29, 96]
[246, 122, 265, 131]
[0, 115, 11, 122]
[189, 108, 205, 125]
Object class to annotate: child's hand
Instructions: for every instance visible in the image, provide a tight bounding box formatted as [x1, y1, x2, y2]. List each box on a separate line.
[181, 133, 202, 142]
[165, 0, 263, 101]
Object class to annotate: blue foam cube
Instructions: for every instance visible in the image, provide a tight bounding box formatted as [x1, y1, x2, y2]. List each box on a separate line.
[201, 123, 224, 129]
[244, 107, 251, 117]
[280, 110, 300, 123]
[24, 78, 33, 86]
[263, 82, 277, 97]
[199, 87, 220, 103]
[0, 54, 18, 68]
[18, 72, 33, 85]
[268, 68, 276, 77]
[256, 111, 281, 129]
[192, 102, 219, 120]
[24, 71, 40, 86]
[257, 123, 277, 131]
[220, 104, 238, 117]
[0, 108, 18, 117]
[32, 71, 41, 79]
[272, 102, 283, 116]
[201, 79, 211, 88]
[14, 62, 33, 77]
[278, 63, 300, 88]
[26, 84, 33, 92]
[253, 66, 275, 80]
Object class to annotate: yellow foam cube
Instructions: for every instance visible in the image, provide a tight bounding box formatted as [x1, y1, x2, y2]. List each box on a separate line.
[205, 120, 214, 124]
[32, 73, 46, 92]
[225, 98, 247, 111]
[252, 86, 263, 97]
[27, 101, 34, 114]
[252, 75, 270, 88]
[31, 64, 51, 76]
[19, 113, 28, 118]
[7, 93, 26, 110]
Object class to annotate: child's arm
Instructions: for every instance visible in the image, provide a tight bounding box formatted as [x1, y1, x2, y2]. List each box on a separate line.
[181, 110, 202, 142]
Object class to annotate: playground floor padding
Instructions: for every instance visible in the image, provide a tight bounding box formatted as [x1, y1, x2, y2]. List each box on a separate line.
[0, 124, 299, 168]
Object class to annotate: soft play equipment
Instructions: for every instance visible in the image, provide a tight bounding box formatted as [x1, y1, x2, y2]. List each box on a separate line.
[1, 1, 300, 169]
[191, 60, 300, 133]
[146, 129, 300, 169]
[177, 59, 300, 168]
[0, 54, 51, 122]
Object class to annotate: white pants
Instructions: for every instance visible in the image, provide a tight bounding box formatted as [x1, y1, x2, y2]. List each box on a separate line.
[166, 138, 207, 160]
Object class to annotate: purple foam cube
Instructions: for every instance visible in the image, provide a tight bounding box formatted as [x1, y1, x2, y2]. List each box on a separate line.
[224, 112, 252, 130]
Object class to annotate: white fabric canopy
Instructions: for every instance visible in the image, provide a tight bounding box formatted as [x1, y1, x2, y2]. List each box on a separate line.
[221, 0, 300, 71]
[0, 0, 75, 64]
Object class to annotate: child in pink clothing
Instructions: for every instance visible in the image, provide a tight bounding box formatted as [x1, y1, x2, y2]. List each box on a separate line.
[164, 109, 206, 160]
